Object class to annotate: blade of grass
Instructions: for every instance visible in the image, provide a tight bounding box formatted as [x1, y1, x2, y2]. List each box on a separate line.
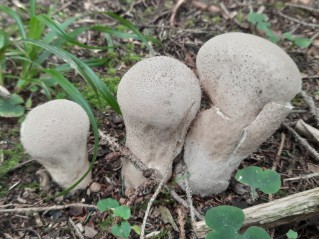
[23, 39, 121, 113]
[29, 0, 36, 17]
[44, 69, 98, 197]
[0, 6, 27, 39]
[36, 14, 109, 50]
[104, 33, 114, 53]
[104, 12, 155, 55]
[56, 58, 111, 72]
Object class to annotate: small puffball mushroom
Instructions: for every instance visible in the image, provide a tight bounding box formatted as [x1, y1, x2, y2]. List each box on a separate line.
[181, 32, 301, 196]
[20, 99, 91, 191]
[117, 56, 201, 189]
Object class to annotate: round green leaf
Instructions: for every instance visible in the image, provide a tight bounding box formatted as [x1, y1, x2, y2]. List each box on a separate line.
[97, 198, 119, 211]
[205, 206, 245, 231]
[242, 226, 271, 239]
[286, 229, 298, 239]
[114, 205, 131, 220]
[0, 94, 25, 118]
[111, 221, 131, 238]
[206, 227, 240, 239]
[235, 166, 281, 194]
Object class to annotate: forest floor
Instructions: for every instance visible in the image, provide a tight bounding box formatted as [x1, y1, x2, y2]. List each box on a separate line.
[1, 0, 319, 238]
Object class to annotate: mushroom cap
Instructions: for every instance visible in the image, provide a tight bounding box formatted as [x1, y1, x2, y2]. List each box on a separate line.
[21, 99, 90, 159]
[118, 56, 201, 129]
[197, 32, 301, 122]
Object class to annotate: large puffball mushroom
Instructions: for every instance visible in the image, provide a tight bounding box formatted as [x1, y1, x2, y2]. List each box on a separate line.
[118, 56, 201, 189]
[181, 32, 301, 196]
[20, 99, 91, 191]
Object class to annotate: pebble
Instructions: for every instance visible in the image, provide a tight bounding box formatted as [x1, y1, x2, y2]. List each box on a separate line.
[89, 182, 101, 193]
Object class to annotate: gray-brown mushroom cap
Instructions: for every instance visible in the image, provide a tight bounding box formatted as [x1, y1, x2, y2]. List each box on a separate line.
[20, 99, 91, 190]
[118, 56, 201, 189]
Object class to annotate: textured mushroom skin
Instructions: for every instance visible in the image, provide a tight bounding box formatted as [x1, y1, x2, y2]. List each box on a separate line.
[182, 32, 301, 196]
[20, 99, 91, 190]
[118, 56, 201, 189]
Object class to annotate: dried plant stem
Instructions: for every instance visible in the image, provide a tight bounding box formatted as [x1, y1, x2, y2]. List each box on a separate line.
[272, 132, 286, 171]
[283, 123, 319, 162]
[183, 171, 196, 228]
[68, 217, 85, 239]
[284, 172, 319, 182]
[277, 11, 319, 28]
[177, 207, 186, 239]
[301, 90, 319, 126]
[170, 0, 187, 27]
[0, 203, 97, 213]
[140, 163, 173, 239]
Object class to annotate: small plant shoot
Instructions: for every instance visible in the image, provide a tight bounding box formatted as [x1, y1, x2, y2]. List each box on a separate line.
[97, 198, 133, 238]
[286, 229, 298, 239]
[204, 206, 271, 239]
[235, 166, 281, 199]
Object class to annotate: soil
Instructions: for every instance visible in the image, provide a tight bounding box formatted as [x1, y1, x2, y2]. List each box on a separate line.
[1, 0, 319, 238]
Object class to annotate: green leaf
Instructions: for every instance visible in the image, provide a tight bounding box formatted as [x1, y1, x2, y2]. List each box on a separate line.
[286, 229, 298, 239]
[247, 12, 266, 24]
[0, 94, 25, 118]
[114, 205, 131, 220]
[131, 225, 141, 235]
[0, 29, 9, 50]
[0, 6, 27, 39]
[283, 32, 295, 41]
[242, 226, 271, 239]
[111, 221, 131, 238]
[206, 227, 240, 239]
[294, 37, 312, 48]
[205, 206, 244, 231]
[24, 39, 121, 113]
[235, 166, 281, 194]
[97, 198, 119, 211]
[104, 12, 155, 55]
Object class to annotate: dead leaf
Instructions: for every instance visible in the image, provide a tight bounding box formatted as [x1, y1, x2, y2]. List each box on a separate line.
[158, 206, 179, 232]
[307, 163, 319, 173]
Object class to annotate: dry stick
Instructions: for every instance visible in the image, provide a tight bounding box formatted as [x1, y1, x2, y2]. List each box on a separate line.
[169, 0, 187, 27]
[272, 132, 286, 171]
[0, 203, 97, 213]
[301, 90, 319, 126]
[68, 217, 85, 239]
[191, 0, 220, 13]
[284, 171, 319, 182]
[194, 187, 319, 238]
[283, 123, 319, 162]
[183, 171, 196, 231]
[140, 163, 174, 239]
[177, 207, 186, 239]
[286, 3, 319, 14]
[277, 11, 319, 28]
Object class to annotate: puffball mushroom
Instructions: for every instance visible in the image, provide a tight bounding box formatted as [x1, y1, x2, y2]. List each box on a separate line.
[20, 99, 91, 191]
[117, 56, 201, 189]
[181, 32, 301, 196]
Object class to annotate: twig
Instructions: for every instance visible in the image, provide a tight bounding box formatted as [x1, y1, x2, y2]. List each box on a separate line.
[68, 217, 85, 239]
[277, 11, 319, 28]
[170, 0, 187, 27]
[286, 3, 319, 14]
[168, 187, 204, 220]
[183, 171, 196, 229]
[140, 163, 173, 239]
[283, 123, 319, 162]
[272, 133, 286, 171]
[177, 207, 186, 239]
[0, 203, 97, 213]
[191, 0, 220, 13]
[301, 90, 319, 126]
[284, 172, 319, 182]
[9, 159, 35, 173]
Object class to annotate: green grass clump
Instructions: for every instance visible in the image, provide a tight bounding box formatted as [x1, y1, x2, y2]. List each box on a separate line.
[0, 144, 24, 178]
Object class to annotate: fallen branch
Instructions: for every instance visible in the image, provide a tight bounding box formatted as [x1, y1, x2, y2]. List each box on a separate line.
[0, 203, 97, 213]
[194, 187, 319, 238]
